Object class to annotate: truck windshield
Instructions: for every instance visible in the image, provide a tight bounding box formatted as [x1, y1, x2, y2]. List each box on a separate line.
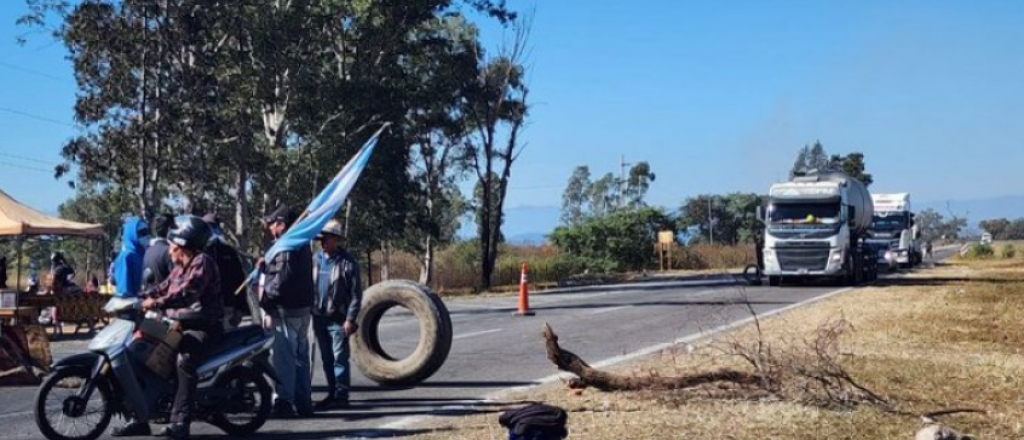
[769, 203, 840, 227]
[871, 213, 908, 231]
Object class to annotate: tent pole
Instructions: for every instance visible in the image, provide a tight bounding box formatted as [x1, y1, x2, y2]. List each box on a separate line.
[16, 236, 24, 292]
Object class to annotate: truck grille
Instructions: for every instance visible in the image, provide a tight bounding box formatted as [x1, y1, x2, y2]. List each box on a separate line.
[776, 245, 830, 271]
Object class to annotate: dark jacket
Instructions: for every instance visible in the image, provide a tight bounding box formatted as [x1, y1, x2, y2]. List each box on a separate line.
[206, 237, 248, 312]
[260, 244, 314, 311]
[143, 238, 173, 290]
[312, 249, 362, 322]
[499, 403, 568, 440]
[145, 253, 224, 325]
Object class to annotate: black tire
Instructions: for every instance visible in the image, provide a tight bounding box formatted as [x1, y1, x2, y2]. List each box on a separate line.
[209, 366, 272, 436]
[353, 280, 453, 386]
[35, 367, 113, 440]
[742, 265, 763, 286]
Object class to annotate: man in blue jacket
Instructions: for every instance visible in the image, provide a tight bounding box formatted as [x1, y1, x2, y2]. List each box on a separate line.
[113, 217, 150, 298]
[312, 220, 361, 410]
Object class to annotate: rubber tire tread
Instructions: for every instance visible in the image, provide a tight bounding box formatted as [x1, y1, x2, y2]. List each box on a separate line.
[35, 367, 113, 440]
[209, 366, 273, 436]
[353, 280, 453, 386]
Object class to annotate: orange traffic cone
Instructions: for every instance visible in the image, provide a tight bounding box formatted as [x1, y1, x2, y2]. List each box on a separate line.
[514, 262, 535, 316]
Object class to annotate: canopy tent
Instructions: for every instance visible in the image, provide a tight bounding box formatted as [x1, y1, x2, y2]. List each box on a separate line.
[0, 189, 102, 238]
[0, 188, 105, 293]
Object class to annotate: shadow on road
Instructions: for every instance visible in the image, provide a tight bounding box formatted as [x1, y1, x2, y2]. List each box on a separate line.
[341, 380, 537, 393]
[874, 277, 1019, 287]
[205, 427, 449, 440]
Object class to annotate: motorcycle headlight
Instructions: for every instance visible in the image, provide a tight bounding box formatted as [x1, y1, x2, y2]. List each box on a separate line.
[88, 319, 134, 352]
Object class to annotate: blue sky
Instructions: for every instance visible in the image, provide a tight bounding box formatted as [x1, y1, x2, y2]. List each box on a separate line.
[1, 1, 1024, 216]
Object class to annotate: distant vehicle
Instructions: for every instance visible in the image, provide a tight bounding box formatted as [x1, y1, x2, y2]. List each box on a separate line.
[758, 170, 877, 286]
[867, 193, 922, 271]
[981, 232, 993, 245]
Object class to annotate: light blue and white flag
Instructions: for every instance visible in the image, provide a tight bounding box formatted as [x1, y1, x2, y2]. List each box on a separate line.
[248, 123, 388, 288]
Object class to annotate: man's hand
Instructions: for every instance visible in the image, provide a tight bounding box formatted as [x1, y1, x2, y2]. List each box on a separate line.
[343, 319, 358, 337]
[141, 298, 158, 311]
[262, 314, 273, 330]
[256, 258, 266, 272]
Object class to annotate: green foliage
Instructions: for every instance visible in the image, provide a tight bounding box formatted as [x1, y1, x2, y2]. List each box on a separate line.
[964, 243, 995, 259]
[549, 207, 675, 273]
[790, 141, 872, 187]
[560, 161, 657, 225]
[677, 193, 765, 245]
[980, 218, 1024, 240]
[1000, 244, 1016, 259]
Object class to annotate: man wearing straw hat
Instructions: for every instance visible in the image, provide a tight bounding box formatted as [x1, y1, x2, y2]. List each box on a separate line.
[311, 219, 362, 411]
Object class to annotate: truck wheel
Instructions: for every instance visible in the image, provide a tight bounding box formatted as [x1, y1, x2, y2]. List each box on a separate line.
[353, 280, 453, 386]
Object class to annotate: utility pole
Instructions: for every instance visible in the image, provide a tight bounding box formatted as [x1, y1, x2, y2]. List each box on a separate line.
[618, 155, 631, 209]
[708, 197, 714, 246]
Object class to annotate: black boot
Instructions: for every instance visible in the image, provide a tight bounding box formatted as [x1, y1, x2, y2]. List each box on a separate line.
[156, 423, 189, 440]
[110, 420, 151, 437]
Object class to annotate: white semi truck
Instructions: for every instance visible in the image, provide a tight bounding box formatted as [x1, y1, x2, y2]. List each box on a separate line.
[867, 193, 921, 270]
[759, 171, 877, 286]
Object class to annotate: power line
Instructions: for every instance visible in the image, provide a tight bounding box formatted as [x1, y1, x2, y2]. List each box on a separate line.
[0, 160, 51, 174]
[0, 106, 75, 128]
[0, 152, 58, 166]
[0, 61, 65, 82]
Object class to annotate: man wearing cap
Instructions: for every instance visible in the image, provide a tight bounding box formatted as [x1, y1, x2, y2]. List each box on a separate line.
[259, 206, 315, 418]
[312, 219, 362, 410]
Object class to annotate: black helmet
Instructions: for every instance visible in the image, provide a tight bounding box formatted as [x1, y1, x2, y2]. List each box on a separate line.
[50, 252, 65, 264]
[168, 215, 213, 251]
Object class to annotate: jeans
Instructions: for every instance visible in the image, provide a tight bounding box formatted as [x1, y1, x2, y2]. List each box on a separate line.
[312, 316, 351, 400]
[268, 308, 313, 413]
[171, 326, 220, 424]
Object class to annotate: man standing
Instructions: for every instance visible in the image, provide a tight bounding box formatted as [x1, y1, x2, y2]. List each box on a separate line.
[143, 214, 175, 290]
[259, 206, 315, 418]
[312, 220, 362, 410]
[49, 252, 78, 295]
[202, 214, 248, 328]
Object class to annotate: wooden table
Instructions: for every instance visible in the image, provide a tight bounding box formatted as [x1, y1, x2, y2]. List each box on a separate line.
[0, 307, 39, 325]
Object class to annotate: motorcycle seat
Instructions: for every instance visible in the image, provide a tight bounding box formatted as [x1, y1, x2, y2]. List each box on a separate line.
[208, 325, 266, 356]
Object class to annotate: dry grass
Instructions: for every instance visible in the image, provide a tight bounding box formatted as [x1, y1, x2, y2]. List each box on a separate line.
[403, 258, 1024, 439]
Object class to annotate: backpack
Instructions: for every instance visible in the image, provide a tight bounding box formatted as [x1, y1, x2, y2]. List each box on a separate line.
[499, 403, 568, 440]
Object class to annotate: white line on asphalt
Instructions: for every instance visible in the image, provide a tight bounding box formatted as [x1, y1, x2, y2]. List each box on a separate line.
[588, 305, 631, 315]
[380, 285, 857, 432]
[453, 328, 503, 340]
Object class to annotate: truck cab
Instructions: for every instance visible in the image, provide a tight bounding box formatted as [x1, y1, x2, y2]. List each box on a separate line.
[867, 193, 920, 270]
[760, 171, 876, 286]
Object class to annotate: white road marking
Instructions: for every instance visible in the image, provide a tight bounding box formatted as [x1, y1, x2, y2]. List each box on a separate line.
[453, 328, 503, 340]
[588, 305, 631, 315]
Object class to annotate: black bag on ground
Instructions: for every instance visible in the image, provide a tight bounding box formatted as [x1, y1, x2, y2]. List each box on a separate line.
[499, 403, 568, 440]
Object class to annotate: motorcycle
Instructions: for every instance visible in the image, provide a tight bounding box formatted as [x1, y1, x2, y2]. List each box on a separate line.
[34, 297, 275, 440]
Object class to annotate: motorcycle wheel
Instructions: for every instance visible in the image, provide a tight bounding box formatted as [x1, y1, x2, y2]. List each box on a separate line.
[209, 366, 272, 436]
[35, 367, 113, 440]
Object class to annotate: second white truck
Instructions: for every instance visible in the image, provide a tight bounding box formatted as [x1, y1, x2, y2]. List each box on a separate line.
[867, 193, 921, 270]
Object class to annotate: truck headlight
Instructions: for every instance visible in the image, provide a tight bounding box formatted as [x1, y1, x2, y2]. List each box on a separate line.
[830, 251, 843, 263]
[885, 251, 895, 261]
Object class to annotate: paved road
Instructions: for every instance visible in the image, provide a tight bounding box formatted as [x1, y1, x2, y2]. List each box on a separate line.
[0, 248, 957, 439]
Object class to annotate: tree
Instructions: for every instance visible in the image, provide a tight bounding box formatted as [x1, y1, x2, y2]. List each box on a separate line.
[979, 218, 1011, 240]
[622, 161, 656, 208]
[916, 209, 946, 241]
[807, 141, 830, 171]
[828, 152, 873, 187]
[790, 146, 810, 177]
[561, 166, 591, 226]
[465, 19, 531, 289]
[677, 193, 763, 245]
[550, 207, 675, 273]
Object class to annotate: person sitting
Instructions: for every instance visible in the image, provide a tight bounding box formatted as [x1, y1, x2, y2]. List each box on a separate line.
[48, 252, 78, 295]
[112, 215, 223, 439]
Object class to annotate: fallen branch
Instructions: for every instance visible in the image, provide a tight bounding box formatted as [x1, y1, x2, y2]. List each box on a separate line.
[541, 323, 761, 391]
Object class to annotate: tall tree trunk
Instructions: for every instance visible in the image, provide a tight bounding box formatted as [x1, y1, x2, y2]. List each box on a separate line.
[234, 162, 250, 253]
[419, 235, 433, 285]
[379, 241, 391, 281]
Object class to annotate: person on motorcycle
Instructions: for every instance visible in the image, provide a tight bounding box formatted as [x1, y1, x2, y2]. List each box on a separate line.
[112, 215, 223, 439]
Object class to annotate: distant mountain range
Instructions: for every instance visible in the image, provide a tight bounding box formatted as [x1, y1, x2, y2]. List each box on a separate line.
[462, 196, 1024, 245]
